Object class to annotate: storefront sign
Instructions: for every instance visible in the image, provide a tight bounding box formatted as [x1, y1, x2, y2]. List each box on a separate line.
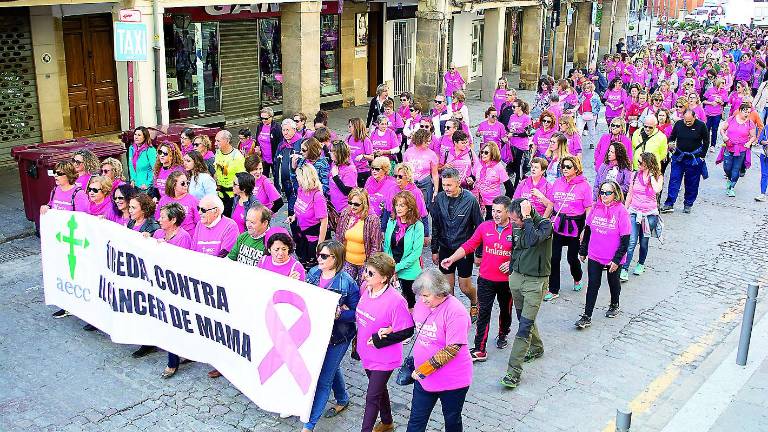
[114, 22, 148, 61]
[166, 1, 339, 22]
[119, 9, 142, 23]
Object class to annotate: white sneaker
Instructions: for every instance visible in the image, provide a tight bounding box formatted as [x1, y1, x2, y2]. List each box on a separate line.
[755, 194, 768, 202]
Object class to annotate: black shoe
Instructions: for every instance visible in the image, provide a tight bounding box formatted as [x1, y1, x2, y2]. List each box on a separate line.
[683, 205, 692, 214]
[659, 205, 674, 214]
[575, 315, 592, 329]
[52, 309, 71, 319]
[83, 324, 97, 331]
[523, 349, 544, 362]
[131, 345, 157, 358]
[605, 304, 620, 318]
[495, 334, 509, 349]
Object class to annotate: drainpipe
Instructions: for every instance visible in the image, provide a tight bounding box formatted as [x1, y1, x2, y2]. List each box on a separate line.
[152, 0, 164, 125]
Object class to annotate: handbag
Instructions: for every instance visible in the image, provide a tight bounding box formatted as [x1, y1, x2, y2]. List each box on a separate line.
[395, 308, 437, 386]
[581, 112, 595, 122]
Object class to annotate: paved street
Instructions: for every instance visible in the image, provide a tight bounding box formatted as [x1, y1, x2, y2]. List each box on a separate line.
[1, 93, 767, 432]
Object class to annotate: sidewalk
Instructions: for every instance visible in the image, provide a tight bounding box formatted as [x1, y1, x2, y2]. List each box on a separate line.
[0, 168, 35, 243]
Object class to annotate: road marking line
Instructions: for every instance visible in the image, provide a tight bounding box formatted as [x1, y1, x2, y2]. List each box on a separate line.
[601, 305, 743, 432]
[660, 310, 768, 431]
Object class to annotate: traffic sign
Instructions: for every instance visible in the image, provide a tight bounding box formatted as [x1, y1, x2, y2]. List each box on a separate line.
[118, 9, 142, 22]
[114, 22, 148, 62]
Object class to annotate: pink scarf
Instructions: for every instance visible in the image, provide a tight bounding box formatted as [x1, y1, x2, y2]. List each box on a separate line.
[132, 143, 149, 170]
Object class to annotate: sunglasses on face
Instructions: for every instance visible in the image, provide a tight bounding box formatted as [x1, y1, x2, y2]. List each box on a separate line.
[317, 252, 331, 260]
[676, 105, 684, 108]
[610, 124, 621, 128]
[87, 187, 101, 194]
[301, 147, 308, 152]
[293, 118, 302, 122]
[348, 201, 362, 208]
[481, 150, 490, 155]
[599, 190, 615, 196]
[179, 181, 188, 187]
[410, 108, 417, 112]
[198, 206, 216, 214]
[561, 164, 574, 170]
[73, 159, 84, 164]
[54, 171, 65, 177]
[158, 150, 169, 156]
[100, 168, 112, 175]
[260, 116, 270, 120]
[490, 115, 498, 118]
[114, 196, 125, 201]
[434, 99, 445, 104]
[542, 119, 553, 124]
[371, 167, 383, 172]
[400, 98, 408, 101]
[643, 125, 655, 129]
[396, 174, 405, 179]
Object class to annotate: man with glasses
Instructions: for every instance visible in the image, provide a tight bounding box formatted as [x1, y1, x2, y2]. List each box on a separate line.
[498, 90, 518, 127]
[630, 116, 668, 170]
[214, 130, 245, 216]
[254, 107, 281, 177]
[274, 118, 304, 214]
[660, 110, 710, 214]
[430, 95, 453, 137]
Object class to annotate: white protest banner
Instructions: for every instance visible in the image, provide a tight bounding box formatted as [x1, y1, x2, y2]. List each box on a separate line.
[40, 210, 340, 420]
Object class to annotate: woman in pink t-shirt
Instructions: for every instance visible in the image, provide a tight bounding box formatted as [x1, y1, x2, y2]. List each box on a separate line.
[558, 115, 583, 159]
[513, 157, 553, 217]
[152, 142, 185, 199]
[106, 184, 135, 226]
[506, 100, 533, 191]
[406, 269, 472, 432]
[622, 152, 664, 282]
[329, 141, 359, 219]
[476, 106, 508, 148]
[368, 115, 401, 163]
[403, 129, 440, 205]
[440, 130, 477, 188]
[574, 179, 631, 329]
[72, 149, 99, 191]
[364, 156, 398, 219]
[355, 253, 414, 432]
[286, 164, 328, 269]
[41, 161, 89, 216]
[718, 102, 757, 197]
[257, 232, 306, 281]
[531, 110, 558, 157]
[347, 117, 374, 187]
[86, 175, 115, 219]
[244, 154, 283, 213]
[475, 141, 512, 219]
[157, 171, 200, 234]
[493, 77, 509, 112]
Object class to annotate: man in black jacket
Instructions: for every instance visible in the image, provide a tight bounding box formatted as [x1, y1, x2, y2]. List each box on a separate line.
[660, 110, 710, 214]
[501, 198, 553, 390]
[431, 167, 483, 322]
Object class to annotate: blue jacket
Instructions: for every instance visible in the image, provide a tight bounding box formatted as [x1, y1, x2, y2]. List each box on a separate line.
[306, 267, 360, 345]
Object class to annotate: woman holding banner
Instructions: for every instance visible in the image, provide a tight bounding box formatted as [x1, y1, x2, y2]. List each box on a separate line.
[355, 253, 414, 432]
[127, 193, 160, 235]
[107, 184, 137, 226]
[303, 240, 360, 432]
[40, 161, 89, 217]
[257, 232, 306, 281]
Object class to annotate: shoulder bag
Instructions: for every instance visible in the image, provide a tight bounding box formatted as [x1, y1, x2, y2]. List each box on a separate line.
[396, 307, 437, 386]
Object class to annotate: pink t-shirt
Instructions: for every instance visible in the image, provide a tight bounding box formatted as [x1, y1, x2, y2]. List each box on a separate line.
[532, 127, 556, 157]
[475, 161, 509, 205]
[564, 132, 583, 156]
[231, 201, 246, 233]
[257, 128, 273, 163]
[370, 129, 399, 159]
[493, 89, 507, 112]
[48, 186, 89, 211]
[239, 138, 256, 156]
[444, 148, 478, 185]
[294, 188, 328, 241]
[253, 175, 281, 209]
[156, 193, 200, 234]
[724, 116, 754, 155]
[412, 295, 472, 392]
[383, 183, 428, 218]
[627, 172, 659, 214]
[703, 87, 728, 117]
[507, 114, 532, 153]
[514, 176, 552, 216]
[548, 176, 593, 237]
[347, 136, 374, 173]
[594, 134, 633, 171]
[107, 212, 130, 226]
[154, 165, 184, 198]
[76, 173, 92, 191]
[191, 216, 239, 256]
[431, 134, 454, 158]
[258, 255, 306, 281]
[603, 89, 628, 118]
[329, 163, 358, 212]
[355, 285, 414, 371]
[476, 120, 506, 146]
[364, 175, 397, 217]
[153, 227, 193, 249]
[585, 201, 632, 265]
[404, 146, 438, 181]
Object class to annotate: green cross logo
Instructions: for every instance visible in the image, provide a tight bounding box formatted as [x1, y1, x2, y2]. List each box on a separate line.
[55, 215, 90, 279]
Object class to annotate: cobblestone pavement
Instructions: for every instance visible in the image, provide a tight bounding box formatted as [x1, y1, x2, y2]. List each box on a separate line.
[2, 96, 768, 431]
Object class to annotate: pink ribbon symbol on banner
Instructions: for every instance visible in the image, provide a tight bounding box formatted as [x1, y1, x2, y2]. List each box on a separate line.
[258, 290, 312, 394]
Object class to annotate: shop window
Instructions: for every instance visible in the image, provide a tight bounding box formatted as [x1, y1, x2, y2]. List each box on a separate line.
[259, 18, 283, 106]
[320, 15, 341, 96]
[165, 20, 221, 120]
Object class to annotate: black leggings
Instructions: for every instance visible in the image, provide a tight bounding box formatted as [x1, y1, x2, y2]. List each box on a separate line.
[584, 259, 621, 317]
[548, 232, 583, 294]
[507, 147, 526, 193]
[400, 278, 416, 308]
[484, 205, 493, 221]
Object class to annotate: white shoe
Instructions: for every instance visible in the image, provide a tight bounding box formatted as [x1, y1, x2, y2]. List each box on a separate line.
[755, 194, 767, 202]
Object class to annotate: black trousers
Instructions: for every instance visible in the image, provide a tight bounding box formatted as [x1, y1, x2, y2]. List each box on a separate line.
[549, 232, 583, 294]
[400, 278, 416, 309]
[506, 147, 526, 193]
[222, 194, 234, 218]
[474, 277, 513, 352]
[584, 259, 621, 317]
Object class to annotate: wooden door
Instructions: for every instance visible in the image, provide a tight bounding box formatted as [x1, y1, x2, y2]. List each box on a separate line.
[64, 15, 119, 137]
[367, 10, 383, 97]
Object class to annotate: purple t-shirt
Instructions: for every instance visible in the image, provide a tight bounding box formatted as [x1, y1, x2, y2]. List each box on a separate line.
[370, 129, 400, 159]
[329, 163, 358, 212]
[154, 165, 184, 198]
[703, 87, 728, 116]
[253, 176, 281, 209]
[585, 202, 632, 265]
[532, 127, 556, 157]
[364, 175, 397, 217]
[191, 216, 239, 256]
[513, 176, 552, 216]
[476, 120, 506, 146]
[76, 173, 92, 191]
[384, 183, 428, 218]
[493, 89, 507, 112]
[603, 88, 628, 118]
[347, 136, 374, 173]
[156, 193, 200, 234]
[231, 200, 246, 233]
[258, 255, 306, 281]
[49, 186, 89, 212]
[257, 128, 273, 164]
[294, 188, 328, 241]
[355, 285, 414, 371]
[475, 161, 509, 206]
[153, 227, 193, 249]
[507, 113, 532, 153]
[403, 147, 438, 182]
[412, 295, 472, 392]
[548, 176, 593, 237]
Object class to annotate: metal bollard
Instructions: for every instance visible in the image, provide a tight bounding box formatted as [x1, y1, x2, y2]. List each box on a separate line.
[736, 284, 760, 366]
[616, 410, 632, 432]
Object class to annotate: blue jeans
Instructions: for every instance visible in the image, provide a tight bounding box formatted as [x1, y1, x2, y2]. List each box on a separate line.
[304, 341, 351, 430]
[706, 115, 722, 149]
[623, 213, 658, 270]
[723, 151, 747, 185]
[664, 156, 703, 207]
[760, 153, 768, 194]
[406, 382, 469, 432]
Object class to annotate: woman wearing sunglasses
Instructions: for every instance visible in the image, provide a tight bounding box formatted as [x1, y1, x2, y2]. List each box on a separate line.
[303, 240, 359, 432]
[230, 172, 257, 233]
[603, 78, 629, 128]
[531, 110, 558, 158]
[152, 141, 184, 199]
[622, 152, 664, 281]
[40, 161, 89, 216]
[85, 175, 114, 218]
[354, 252, 414, 432]
[574, 180, 631, 329]
[100, 157, 125, 191]
[382, 163, 429, 234]
[544, 156, 592, 301]
[383, 191, 425, 309]
[403, 129, 440, 205]
[364, 156, 398, 221]
[156, 171, 200, 234]
[72, 149, 100, 190]
[335, 188, 382, 284]
[476, 106, 507, 148]
[475, 141, 513, 219]
[106, 184, 137, 226]
[595, 118, 633, 172]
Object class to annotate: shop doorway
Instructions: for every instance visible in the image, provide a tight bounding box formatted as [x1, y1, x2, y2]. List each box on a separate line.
[367, 10, 383, 97]
[63, 15, 119, 137]
[470, 20, 484, 77]
[392, 19, 416, 95]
